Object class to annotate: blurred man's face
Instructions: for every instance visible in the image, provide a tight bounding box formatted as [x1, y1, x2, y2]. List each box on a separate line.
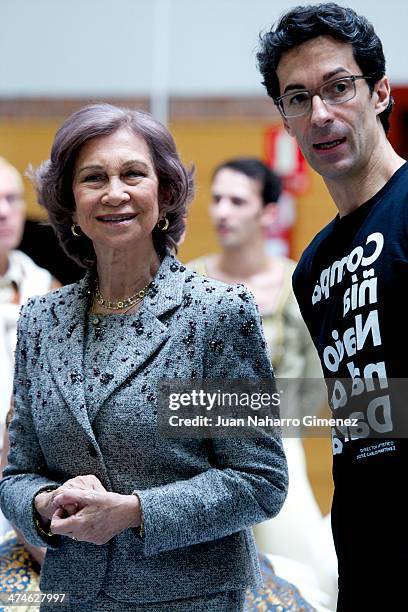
[0, 167, 25, 257]
[209, 168, 267, 248]
[276, 36, 389, 182]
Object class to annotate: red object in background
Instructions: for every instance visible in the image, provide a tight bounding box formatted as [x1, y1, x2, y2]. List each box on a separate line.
[264, 125, 311, 195]
[263, 125, 311, 257]
[388, 87, 408, 160]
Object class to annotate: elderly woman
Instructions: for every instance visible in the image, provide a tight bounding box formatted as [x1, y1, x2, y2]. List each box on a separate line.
[0, 103, 287, 611]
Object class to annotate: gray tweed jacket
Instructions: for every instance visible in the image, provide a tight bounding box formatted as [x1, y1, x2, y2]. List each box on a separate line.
[0, 253, 288, 605]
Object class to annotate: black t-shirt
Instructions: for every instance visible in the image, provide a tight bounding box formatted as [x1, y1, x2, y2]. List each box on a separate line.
[293, 162, 408, 603]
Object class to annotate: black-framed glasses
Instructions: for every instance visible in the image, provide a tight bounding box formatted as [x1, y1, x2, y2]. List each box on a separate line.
[274, 75, 371, 118]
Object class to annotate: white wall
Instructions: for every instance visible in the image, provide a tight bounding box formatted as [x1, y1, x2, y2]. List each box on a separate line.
[0, 0, 407, 97]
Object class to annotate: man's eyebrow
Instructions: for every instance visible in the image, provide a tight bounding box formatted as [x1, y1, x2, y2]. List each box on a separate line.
[283, 67, 351, 94]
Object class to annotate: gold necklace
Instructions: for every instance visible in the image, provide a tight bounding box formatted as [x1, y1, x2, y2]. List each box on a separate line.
[94, 279, 151, 310]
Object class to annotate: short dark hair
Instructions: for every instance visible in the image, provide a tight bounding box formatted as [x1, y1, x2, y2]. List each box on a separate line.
[212, 158, 282, 205]
[257, 3, 393, 133]
[31, 103, 194, 267]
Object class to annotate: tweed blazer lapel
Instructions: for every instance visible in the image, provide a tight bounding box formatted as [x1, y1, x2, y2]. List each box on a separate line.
[45, 274, 93, 436]
[90, 255, 186, 410]
[45, 254, 186, 426]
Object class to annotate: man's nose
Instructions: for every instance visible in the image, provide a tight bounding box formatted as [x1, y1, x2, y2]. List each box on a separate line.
[214, 198, 232, 216]
[310, 95, 333, 127]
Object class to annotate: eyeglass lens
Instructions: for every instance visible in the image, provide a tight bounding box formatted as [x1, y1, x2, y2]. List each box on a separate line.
[280, 77, 357, 118]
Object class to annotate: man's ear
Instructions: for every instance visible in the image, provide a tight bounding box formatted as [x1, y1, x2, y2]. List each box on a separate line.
[282, 114, 294, 136]
[374, 75, 391, 116]
[260, 202, 279, 229]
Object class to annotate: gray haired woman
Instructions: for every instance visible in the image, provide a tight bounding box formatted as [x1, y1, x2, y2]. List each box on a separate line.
[0, 103, 287, 611]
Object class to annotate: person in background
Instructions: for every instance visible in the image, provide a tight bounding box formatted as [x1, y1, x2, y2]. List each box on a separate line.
[187, 157, 337, 610]
[257, 3, 407, 609]
[0, 157, 60, 598]
[0, 158, 58, 446]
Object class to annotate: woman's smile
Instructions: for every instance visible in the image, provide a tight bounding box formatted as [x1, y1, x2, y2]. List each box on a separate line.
[95, 212, 139, 225]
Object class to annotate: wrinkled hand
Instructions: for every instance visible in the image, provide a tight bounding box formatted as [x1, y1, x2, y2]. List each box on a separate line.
[34, 489, 59, 522]
[34, 475, 106, 523]
[50, 489, 141, 545]
[58, 475, 106, 516]
[62, 474, 106, 492]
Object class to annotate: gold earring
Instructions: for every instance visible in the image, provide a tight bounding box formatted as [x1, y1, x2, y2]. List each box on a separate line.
[157, 217, 169, 231]
[71, 223, 81, 237]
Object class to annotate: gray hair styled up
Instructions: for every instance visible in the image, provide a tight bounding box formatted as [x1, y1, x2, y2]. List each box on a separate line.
[31, 103, 194, 267]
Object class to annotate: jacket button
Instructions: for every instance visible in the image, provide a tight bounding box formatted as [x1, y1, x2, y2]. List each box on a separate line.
[88, 443, 98, 457]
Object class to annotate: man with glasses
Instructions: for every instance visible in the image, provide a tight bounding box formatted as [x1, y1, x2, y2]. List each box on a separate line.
[258, 3, 407, 610]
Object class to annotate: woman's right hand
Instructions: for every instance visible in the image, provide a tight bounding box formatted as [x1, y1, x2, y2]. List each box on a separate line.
[35, 475, 107, 522]
[34, 489, 58, 522]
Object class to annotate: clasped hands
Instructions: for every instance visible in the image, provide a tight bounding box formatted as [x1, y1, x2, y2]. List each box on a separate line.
[34, 475, 142, 545]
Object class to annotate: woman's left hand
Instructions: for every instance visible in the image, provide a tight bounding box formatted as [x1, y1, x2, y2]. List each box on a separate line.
[50, 489, 141, 545]
[57, 474, 106, 516]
